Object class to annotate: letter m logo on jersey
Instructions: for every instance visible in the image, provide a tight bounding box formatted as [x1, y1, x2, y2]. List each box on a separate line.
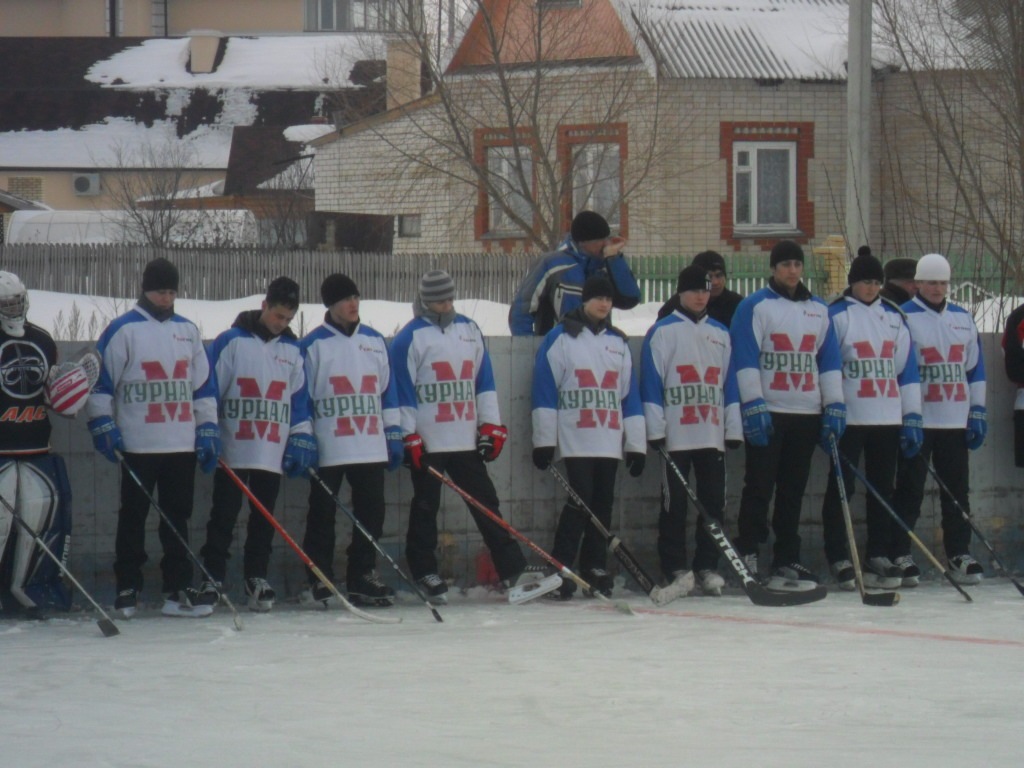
[676, 365, 721, 425]
[328, 374, 380, 436]
[920, 345, 967, 402]
[848, 341, 898, 398]
[140, 359, 192, 423]
[767, 333, 817, 392]
[235, 377, 287, 442]
[430, 360, 476, 423]
[573, 369, 620, 429]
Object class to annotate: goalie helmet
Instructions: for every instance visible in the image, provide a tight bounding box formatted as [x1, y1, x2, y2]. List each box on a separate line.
[0, 271, 29, 338]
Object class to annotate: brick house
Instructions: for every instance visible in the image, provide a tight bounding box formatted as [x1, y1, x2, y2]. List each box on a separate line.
[310, 0, 1004, 270]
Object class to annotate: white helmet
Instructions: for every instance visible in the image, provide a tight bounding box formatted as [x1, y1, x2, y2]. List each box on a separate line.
[0, 271, 28, 337]
[915, 253, 951, 282]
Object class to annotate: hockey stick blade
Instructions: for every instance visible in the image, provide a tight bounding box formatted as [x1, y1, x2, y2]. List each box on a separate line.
[218, 461, 399, 625]
[547, 466, 662, 603]
[0, 491, 121, 637]
[922, 459, 1024, 598]
[657, 447, 826, 607]
[862, 590, 900, 606]
[508, 573, 562, 604]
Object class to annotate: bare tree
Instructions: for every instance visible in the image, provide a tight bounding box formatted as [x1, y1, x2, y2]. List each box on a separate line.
[874, 0, 1024, 302]
[318, 0, 687, 251]
[101, 139, 234, 248]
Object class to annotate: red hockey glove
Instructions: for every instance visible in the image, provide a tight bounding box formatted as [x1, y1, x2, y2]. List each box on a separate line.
[404, 433, 426, 471]
[476, 424, 508, 462]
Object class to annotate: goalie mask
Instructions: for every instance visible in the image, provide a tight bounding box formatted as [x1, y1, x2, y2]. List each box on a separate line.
[0, 272, 29, 338]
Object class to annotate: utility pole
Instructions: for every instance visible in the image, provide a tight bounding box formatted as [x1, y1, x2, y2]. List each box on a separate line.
[846, 0, 872, 256]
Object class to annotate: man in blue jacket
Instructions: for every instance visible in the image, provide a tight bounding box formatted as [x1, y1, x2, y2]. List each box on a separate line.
[508, 211, 641, 336]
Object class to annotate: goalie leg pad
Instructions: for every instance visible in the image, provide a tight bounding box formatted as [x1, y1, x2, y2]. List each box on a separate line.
[9, 456, 72, 611]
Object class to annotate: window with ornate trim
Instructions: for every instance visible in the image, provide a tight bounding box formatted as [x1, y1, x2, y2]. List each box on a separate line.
[474, 128, 536, 241]
[720, 122, 814, 247]
[558, 123, 627, 236]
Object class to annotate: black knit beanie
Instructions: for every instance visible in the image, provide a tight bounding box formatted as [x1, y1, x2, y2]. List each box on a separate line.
[266, 276, 300, 309]
[847, 254, 885, 285]
[769, 240, 805, 267]
[581, 275, 614, 302]
[691, 251, 726, 275]
[570, 211, 611, 243]
[320, 273, 359, 307]
[677, 265, 712, 293]
[141, 258, 179, 292]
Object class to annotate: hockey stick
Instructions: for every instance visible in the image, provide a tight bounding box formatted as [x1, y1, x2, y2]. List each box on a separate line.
[838, 452, 973, 602]
[115, 450, 246, 630]
[425, 465, 634, 614]
[547, 465, 673, 605]
[825, 437, 899, 606]
[657, 446, 828, 607]
[217, 460, 399, 625]
[0, 491, 119, 637]
[921, 458, 1024, 597]
[307, 468, 442, 622]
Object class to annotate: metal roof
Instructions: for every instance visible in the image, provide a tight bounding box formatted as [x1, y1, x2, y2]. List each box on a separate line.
[628, 0, 855, 81]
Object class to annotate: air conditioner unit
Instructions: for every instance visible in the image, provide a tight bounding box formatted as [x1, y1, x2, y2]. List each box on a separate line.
[72, 173, 101, 196]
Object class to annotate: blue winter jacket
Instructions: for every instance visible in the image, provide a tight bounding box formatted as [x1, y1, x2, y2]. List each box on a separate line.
[507, 236, 642, 336]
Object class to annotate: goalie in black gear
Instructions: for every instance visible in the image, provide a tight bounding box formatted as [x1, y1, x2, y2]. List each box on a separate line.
[0, 271, 95, 615]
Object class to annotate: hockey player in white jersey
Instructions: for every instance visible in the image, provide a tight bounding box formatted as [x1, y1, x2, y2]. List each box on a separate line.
[86, 258, 220, 618]
[820, 252, 922, 590]
[299, 274, 403, 608]
[197, 277, 314, 612]
[892, 253, 987, 585]
[532, 275, 646, 599]
[392, 270, 528, 604]
[730, 241, 845, 587]
[641, 265, 742, 597]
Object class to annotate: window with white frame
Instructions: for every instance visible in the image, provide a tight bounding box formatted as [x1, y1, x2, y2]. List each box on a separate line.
[572, 143, 621, 230]
[486, 145, 534, 236]
[733, 141, 796, 231]
[305, 0, 404, 32]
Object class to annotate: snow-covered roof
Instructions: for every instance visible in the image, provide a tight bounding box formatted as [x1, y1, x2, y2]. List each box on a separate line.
[86, 34, 385, 90]
[623, 0, 896, 81]
[0, 118, 233, 170]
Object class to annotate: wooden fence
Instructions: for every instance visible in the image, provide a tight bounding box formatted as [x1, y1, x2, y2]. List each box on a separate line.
[0, 244, 838, 304]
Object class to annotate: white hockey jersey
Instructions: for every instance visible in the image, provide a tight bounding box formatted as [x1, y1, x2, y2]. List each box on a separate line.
[391, 314, 500, 453]
[730, 283, 844, 413]
[640, 311, 741, 452]
[902, 297, 985, 429]
[531, 315, 645, 459]
[301, 318, 400, 467]
[828, 296, 922, 425]
[208, 311, 312, 474]
[86, 304, 216, 453]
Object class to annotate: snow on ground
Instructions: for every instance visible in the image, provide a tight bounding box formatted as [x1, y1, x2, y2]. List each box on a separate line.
[26, 289, 665, 341]
[5, 579, 1024, 767]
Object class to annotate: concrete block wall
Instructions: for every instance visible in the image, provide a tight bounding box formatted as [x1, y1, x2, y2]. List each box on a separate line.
[52, 334, 1024, 603]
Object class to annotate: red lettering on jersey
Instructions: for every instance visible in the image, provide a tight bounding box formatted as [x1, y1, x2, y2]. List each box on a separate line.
[573, 369, 619, 389]
[676, 365, 721, 386]
[328, 375, 378, 395]
[431, 360, 474, 382]
[577, 409, 621, 429]
[334, 414, 381, 437]
[770, 333, 816, 353]
[141, 359, 189, 381]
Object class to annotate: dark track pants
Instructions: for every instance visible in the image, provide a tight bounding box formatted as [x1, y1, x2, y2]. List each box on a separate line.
[551, 457, 618, 573]
[406, 451, 525, 582]
[736, 413, 819, 567]
[820, 424, 900, 563]
[201, 467, 281, 583]
[303, 462, 386, 584]
[891, 428, 972, 559]
[658, 448, 725, 576]
[114, 451, 196, 594]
